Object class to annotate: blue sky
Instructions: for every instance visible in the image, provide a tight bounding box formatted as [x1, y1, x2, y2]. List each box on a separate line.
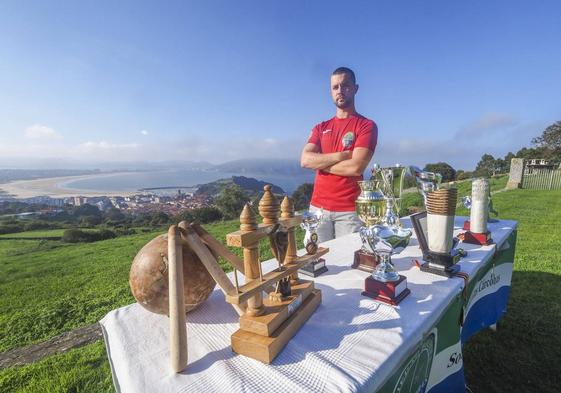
[0, 1, 559, 170]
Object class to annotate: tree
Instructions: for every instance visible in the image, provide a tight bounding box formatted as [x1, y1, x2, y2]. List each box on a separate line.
[423, 162, 456, 182]
[214, 184, 250, 219]
[503, 152, 516, 172]
[532, 121, 561, 150]
[456, 170, 473, 180]
[73, 204, 101, 218]
[292, 183, 314, 211]
[475, 154, 498, 177]
[103, 207, 126, 223]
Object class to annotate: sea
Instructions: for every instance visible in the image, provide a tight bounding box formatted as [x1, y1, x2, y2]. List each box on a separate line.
[61, 169, 315, 195]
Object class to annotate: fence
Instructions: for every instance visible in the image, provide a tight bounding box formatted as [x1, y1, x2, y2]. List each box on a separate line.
[522, 167, 561, 190]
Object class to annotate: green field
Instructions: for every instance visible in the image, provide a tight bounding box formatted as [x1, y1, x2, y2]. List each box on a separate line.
[1, 186, 560, 392]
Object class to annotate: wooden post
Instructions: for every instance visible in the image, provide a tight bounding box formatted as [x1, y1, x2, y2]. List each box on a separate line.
[168, 225, 187, 373]
[240, 203, 264, 317]
[281, 196, 299, 283]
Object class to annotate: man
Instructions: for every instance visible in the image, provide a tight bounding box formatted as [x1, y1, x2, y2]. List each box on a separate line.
[300, 67, 378, 242]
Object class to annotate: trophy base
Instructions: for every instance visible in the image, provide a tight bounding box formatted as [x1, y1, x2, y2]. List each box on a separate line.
[420, 261, 460, 277]
[298, 258, 328, 277]
[361, 275, 410, 306]
[462, 230, 493, 246]
[352, 250, 379, 272]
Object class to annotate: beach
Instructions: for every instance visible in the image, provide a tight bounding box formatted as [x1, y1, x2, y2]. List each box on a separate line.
[0, 172, 139, 199]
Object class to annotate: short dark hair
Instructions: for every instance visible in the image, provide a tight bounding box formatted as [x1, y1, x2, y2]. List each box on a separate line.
[332, 67, 356, 84]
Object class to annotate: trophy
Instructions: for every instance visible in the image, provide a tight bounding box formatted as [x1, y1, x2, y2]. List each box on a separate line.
[409, 166, 442, 207]
[298, 210, 328, 277]
[361, 224, 412, 305]
[410, 187, 466, 277]
[378, 164, 407, 227]
[460, 178, 495, 245]
[352, 172, 387, 272]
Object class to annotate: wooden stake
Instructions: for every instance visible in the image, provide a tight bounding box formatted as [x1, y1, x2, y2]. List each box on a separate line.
[168, 225, 187, 373]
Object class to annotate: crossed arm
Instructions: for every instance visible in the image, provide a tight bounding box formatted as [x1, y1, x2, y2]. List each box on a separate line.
[300, 143, 374, 177]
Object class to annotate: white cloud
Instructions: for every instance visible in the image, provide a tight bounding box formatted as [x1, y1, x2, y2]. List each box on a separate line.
[140, 130, 149, 135]
[77, 141, 140, 151]
[24, 124, 62, 139]
[455, 112, 518, 139]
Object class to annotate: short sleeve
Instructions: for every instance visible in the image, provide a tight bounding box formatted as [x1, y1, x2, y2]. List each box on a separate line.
[307, 124, 321, 146]
[354, 120, 378, 152]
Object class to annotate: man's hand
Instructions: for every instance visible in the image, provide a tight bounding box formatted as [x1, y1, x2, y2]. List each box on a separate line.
[321, 147, 373, 177]
[300, 143, 351, 170]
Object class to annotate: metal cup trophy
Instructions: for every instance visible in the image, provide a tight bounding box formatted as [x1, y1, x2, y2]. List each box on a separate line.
[409, 166, 442, 206]
[298, 210, 328, 277]
[378, 164, 407, 227]
[352, 173, 387, 272]
[409, 167, 466, 277]
[460, 178, 496, 245]
[361, 225, 412, 305]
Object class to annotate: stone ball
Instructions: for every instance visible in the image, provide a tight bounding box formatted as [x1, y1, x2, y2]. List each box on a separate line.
[129, 234, 216, 315]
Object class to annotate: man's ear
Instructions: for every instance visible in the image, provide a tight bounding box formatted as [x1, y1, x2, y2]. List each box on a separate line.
[355, 84, 359, 94]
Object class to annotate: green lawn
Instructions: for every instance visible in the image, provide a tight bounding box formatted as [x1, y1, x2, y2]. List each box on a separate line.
[0, 229, 68, 239]
[1, 189, 559, 392]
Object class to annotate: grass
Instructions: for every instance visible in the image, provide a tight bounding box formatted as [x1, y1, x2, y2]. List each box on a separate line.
[1, 188, 559, 392]
[0, 229, 69, 239]
[462, 189, 561, 393]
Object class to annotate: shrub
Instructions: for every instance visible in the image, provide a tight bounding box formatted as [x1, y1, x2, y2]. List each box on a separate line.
[62, 228, 116, 243]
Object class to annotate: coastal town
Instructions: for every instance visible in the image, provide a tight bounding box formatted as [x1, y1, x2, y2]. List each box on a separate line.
[0, 189, 215, 218]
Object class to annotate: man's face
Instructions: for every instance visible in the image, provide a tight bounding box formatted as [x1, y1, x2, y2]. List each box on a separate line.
[330, 73, 358, 109]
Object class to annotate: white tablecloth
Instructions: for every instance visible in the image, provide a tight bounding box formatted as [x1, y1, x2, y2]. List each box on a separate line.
[100, 217, 517, 393]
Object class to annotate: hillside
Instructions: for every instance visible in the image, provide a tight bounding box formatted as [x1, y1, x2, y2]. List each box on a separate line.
[1, 186, 560, 392]
[195, 176, 284, 197]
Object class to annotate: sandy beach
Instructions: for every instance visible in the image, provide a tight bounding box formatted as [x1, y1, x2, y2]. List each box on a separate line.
[0, 172, 139, 199]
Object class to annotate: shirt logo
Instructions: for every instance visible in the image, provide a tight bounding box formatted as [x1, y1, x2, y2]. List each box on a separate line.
[341, 131, 354, 149]
[322, 129, 332, 134]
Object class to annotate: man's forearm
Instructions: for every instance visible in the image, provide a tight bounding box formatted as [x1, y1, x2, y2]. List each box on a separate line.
[301, 151, 348, 170]
[321, 159, 364, 177]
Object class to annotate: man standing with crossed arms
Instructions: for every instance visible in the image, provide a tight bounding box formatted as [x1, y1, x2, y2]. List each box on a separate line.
[300, 67, 378, 242]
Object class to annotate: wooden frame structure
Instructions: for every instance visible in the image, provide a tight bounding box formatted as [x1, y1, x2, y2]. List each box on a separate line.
[166, 185, 328, 368]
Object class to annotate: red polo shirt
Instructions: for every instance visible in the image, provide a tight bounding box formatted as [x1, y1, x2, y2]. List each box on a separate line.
[307, 114, 377, 212]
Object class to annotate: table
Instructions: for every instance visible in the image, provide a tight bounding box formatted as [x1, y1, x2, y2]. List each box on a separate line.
[100, 217, 517, 393]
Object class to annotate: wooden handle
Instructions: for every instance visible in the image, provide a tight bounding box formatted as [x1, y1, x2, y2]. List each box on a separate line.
[168, 225, 188, 373]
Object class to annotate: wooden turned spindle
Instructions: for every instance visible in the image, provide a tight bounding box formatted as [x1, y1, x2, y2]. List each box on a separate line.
[168, 225, 187, 373]
[258, 185, 280, 225]
[240, 203, 264, 316]
[281, 196, 299, 283]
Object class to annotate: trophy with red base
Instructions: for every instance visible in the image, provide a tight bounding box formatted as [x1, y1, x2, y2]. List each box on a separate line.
[461, 178, 493, 246]
[352, 175, 386, 272]
[361, 225, 412, 306]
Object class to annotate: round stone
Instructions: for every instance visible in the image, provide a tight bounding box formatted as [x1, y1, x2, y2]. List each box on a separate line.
[129, 234, 216, 315]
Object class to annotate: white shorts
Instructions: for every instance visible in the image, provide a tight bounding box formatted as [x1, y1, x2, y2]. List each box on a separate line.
[309, 204, 362, 243]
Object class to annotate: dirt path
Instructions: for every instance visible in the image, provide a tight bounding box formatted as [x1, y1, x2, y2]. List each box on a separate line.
[0, 323, 103, 369]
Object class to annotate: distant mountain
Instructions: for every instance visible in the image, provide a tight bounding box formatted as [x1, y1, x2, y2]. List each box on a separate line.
[211, 158, 307, 176]
[0, 169, 101, 183]
[196, 176, 284, 197]
[0, 159, 214, 171]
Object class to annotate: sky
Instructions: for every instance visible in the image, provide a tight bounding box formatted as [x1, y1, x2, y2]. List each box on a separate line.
[0, 0, 560, 170]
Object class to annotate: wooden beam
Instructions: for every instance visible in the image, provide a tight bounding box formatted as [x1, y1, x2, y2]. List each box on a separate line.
[226, 216, 304, 248]
[225, 247, 329, 305]
[178, 224, 247, 316]
[190, 223, 245, 274]
[178, 224, 237, 297]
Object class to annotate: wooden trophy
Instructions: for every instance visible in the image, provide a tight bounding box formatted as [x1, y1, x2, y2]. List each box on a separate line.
[226, 186, 328, 363]
[158, 185, 329, 365]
